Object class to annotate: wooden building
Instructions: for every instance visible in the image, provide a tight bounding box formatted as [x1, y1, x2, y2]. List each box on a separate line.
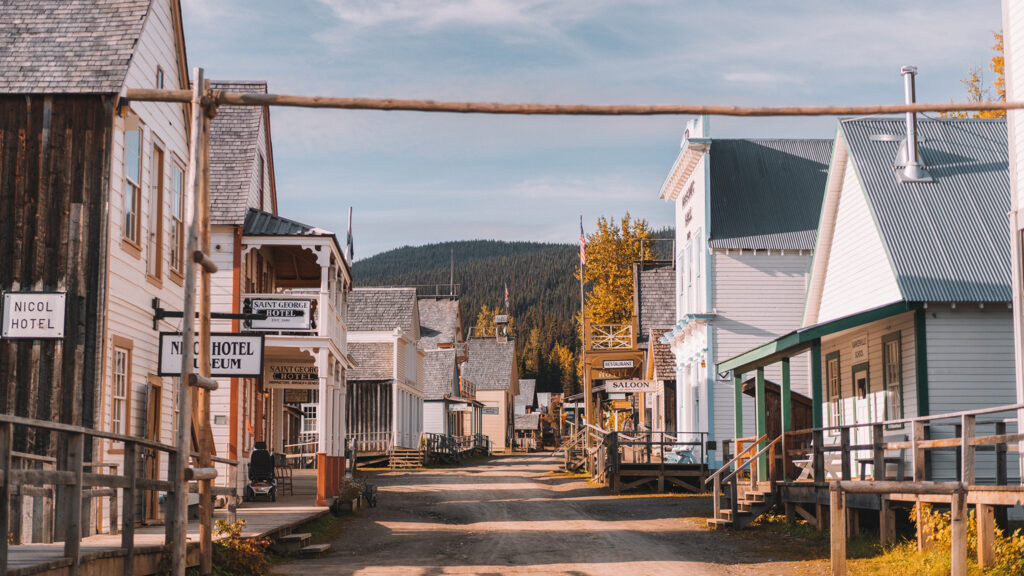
[463, 336, 518, 451]
[0, 0, 196, 538]
[419, 297, 481, 436]
[659, 116, 832, 466]
[634, 260, 676, 433]
[346, 287, 424, 453]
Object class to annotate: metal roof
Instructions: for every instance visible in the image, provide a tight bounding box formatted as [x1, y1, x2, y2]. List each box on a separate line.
[841, 118, 1011, 302]
[243, 208, 332, 237]
[709, 139, 832, 251]
[0, 0, 152, 94]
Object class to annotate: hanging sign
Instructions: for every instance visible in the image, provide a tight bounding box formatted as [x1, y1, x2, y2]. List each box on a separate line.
[606, 379, 658, 393]
[449, 403, 473, 412]
[265, 363, 319, 390]
[247, 298, 313, 331]
[158, 332, 264, 377]
[1, 292, 66, 339]
[602, 359, 635, 369]
[482, 406, 499, 415]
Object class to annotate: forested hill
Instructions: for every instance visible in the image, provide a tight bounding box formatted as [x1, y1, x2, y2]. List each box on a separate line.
[353, 240, 580, 334]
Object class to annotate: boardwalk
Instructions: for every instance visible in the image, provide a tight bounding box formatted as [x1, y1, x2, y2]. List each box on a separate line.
[8, 470, 328, 576]
[276, 454, 823, 576]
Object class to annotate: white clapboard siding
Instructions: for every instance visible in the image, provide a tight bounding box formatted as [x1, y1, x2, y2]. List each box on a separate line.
[209, 227, 237, 470]
[815, 161, 902, 323]
[924, 304, 1019, 483]
[1007, 0, 1024, 214]
[711, 251, 812, 444]
[423, 402, 445, 435]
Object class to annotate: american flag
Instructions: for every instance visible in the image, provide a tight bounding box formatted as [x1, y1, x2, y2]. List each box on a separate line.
[504, 283, 510, 308]
[579, 216, 586, 266]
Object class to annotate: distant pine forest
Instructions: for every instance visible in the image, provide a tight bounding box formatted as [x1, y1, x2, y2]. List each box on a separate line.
[353, 233, 672, 393]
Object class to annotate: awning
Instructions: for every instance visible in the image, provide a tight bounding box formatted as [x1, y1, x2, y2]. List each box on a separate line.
[717, 300, 918, 374]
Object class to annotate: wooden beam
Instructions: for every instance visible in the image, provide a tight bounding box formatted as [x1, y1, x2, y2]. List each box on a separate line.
[830, 486, 847, 576]
[951, 491, 967, 576]
[977, 504, 996, 570]
[733, 373, 743, 442]
[811, 341, 823, 428]
[124, 88, 1024, 117]
[0, 422, 11, 574]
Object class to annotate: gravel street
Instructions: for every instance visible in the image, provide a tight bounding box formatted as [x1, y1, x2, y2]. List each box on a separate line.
[275, 453, 826, 575]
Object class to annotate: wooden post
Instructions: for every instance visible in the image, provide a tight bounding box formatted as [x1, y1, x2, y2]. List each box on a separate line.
[879, 497, 895, 546]
[950, 490, 967, 576]
[813, 428, 825, 485]
[712, 474, 721, 521]
[781, 358, 791, 480]
[173, 66, 205, 576]
[960, 415, 975, 486]
[755, 367, 767, 482]
[197, 79, 216, 576]
[911, 420, 925, 482]
[608, 432, 618, 493]
[811, 340, 823, 428]
[830, 484, 846, 576]
[839, 427, 851, 481]
[977, 504, 996, 570]
[872, 424, 884, 481]
[734, 372, 743, 443]
[122, 442, 136, 576]
[0, 422, 12, 573]
[65, 431, 84, 573]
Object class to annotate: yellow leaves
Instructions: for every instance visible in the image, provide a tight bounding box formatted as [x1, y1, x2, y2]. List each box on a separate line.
[945, 30, 1005, 120]
[581, 213, 655, 325]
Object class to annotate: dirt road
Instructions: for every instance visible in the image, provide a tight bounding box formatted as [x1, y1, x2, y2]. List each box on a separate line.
[275, 453, 826, 575]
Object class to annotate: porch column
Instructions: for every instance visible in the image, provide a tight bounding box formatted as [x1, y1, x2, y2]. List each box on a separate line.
[315, 347, 329, 506]
[781, 358, 792, 483]
[811, 340, 823, 428]
[733, 372, 743, 444]
[272, 390, 284, 453]
[756, 367, 767, 481]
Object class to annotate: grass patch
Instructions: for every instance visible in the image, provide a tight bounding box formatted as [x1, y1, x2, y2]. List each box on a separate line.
[297, 512, 346, 545]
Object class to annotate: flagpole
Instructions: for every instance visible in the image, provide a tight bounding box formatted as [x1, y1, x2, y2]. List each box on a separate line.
[579, 216, 589, 430]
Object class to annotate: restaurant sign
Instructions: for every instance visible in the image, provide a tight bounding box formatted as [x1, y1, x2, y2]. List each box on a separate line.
[1, 292, 66, 339]
[247, 298, 313, 331]
[602, 359, 635, 370]
[158, 333, 264, 377]
[266, 364, 319, 390]
[606, 379, 658, 393]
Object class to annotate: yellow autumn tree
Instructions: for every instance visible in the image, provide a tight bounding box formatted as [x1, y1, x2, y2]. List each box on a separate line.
[944, 30, 1005, 119]
[549, 342, 577, 396]
[579, 213, 655, 324]
[474, 303, 515, 338]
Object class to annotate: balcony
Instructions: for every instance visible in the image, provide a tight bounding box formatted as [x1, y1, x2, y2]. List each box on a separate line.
[584, 316, 638, 351]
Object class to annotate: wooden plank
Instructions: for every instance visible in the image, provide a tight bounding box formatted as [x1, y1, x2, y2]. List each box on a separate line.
[872, 425, 884, 480]
[830, 487, 846, 576]
[977, 504, 995, 570]
[950, 491, 967, 576]
[122, 442, 136, 576]
[64, 432, 83, 574]
[879, 497, 895, 546]
[911, 421, 925, 482]
[961, 415, 975, 485]
[11, 469, 76, 486]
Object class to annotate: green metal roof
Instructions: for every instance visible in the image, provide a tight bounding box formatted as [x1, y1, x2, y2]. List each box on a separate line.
[716, 301, 918, 374]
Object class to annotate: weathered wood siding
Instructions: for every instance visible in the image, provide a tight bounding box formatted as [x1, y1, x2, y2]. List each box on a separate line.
[815, 159, 902, 323]
[0, 95, 111, 446]
[711, 251, 812, 443]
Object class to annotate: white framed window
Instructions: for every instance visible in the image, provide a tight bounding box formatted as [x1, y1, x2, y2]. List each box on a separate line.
[123, 128, 142, 245]
[156, 66, 165, 89]
[883, 333, 904, 425]
[147, 143, 165, 278]
[301, 403, 318, 435]
[826, 352, 841, 429]
[112, 347, 129, 436]
[169, 161, 185, 275]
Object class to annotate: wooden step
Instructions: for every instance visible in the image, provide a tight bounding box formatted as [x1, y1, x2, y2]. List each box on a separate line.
[270, 532, 312, 555]
[706, 518, 733, 529]
[298, 543, 332, 556]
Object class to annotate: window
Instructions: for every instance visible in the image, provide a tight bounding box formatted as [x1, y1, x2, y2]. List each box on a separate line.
[301, 403, 318, 435]
[694, 228, 703, 313]
[826, 351, 842, 428]
[148, 144, 165, 279]
[882, 333, 904, 425]
[123, 128, 142, 246]
[169, 162, 185, 275]
[156, 66, 164, 89]
[112, 348, 128, 435]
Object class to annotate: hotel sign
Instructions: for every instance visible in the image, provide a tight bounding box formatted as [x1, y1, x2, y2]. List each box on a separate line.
[2, 292, 66, 339]
[158, 333, 264, 377]
[247, 298, 313, 331]
[602, 360, 635, 370]
[266, 364, 319, 390]
[606, 379, 658, 393]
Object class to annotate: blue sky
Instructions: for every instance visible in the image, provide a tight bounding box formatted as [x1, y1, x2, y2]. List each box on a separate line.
[181, 0, 1002, 259]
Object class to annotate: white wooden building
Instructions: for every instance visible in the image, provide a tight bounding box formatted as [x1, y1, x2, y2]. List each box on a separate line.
[659, 116, 832, 466]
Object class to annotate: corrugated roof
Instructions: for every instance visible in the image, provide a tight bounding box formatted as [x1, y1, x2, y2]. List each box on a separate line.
[422, 349, 457, 400]
[463, 338, 516, 391]
[515, 379, 536, 408]
[709, 139, 832, 251]
[243, 208, 331, 237]
[0, 0, 152, 94]
[418, 298, 460, 350]
[841, 118, 1010, 302]
[635, 262, 674, 347]
[348, 287, 418, 332]
[348, 342, 393, 381]
[210, 81, 266, 225]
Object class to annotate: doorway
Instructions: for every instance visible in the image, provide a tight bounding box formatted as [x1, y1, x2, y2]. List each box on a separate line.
[143, 376, 163, 522]
[851, 364, 870, 476]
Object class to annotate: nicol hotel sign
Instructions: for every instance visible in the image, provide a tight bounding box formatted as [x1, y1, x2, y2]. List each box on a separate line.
[1, 292, 66, 339]
[158, 332, 265, 377]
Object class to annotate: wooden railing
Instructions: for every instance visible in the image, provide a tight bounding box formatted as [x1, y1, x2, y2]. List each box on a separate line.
[589, 323, 634, 350]
[0, 413, 238, 575]
[347, 431, 393, 454]
[423, 433, 488, 463]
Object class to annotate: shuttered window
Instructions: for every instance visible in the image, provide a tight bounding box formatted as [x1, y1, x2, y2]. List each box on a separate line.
[826, 352, 842, 428]
[112, 347, 129, 436]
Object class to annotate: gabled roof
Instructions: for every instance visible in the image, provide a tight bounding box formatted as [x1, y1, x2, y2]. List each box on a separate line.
[422, 349, 457, 400]
[463, 338, 516, 391]
[514, 379, 536, 409]
[0, 0, 152, 94]
[708, 139, 832, 251]
[838, 118, 1010, 302]
[514, 413, 541, 431]
[348, 287, 419, 333]
[348, 342, 393, 381]
[635, 261, 674, 347]
[210, 81, 268, 225]
[649, 328, 675, 380]
[418, 298, 460, 350]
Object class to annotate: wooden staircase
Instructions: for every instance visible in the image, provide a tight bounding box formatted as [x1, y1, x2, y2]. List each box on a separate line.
[707, 484, 774, 529]
[389, 448, 424, 469]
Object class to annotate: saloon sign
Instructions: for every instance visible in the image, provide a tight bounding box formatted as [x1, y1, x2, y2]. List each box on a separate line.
[606, 379, 658, 393]
[247, 298, 312, 331]
[158, 333, 264, 377]
[1, 292, 66, 339]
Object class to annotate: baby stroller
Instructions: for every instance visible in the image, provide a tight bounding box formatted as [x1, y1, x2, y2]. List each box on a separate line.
[244, 442, 277, 502]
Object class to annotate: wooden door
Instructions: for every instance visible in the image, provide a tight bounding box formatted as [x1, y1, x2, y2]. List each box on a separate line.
[144, 377, 162, 521]
[852, 365, 871, 476]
